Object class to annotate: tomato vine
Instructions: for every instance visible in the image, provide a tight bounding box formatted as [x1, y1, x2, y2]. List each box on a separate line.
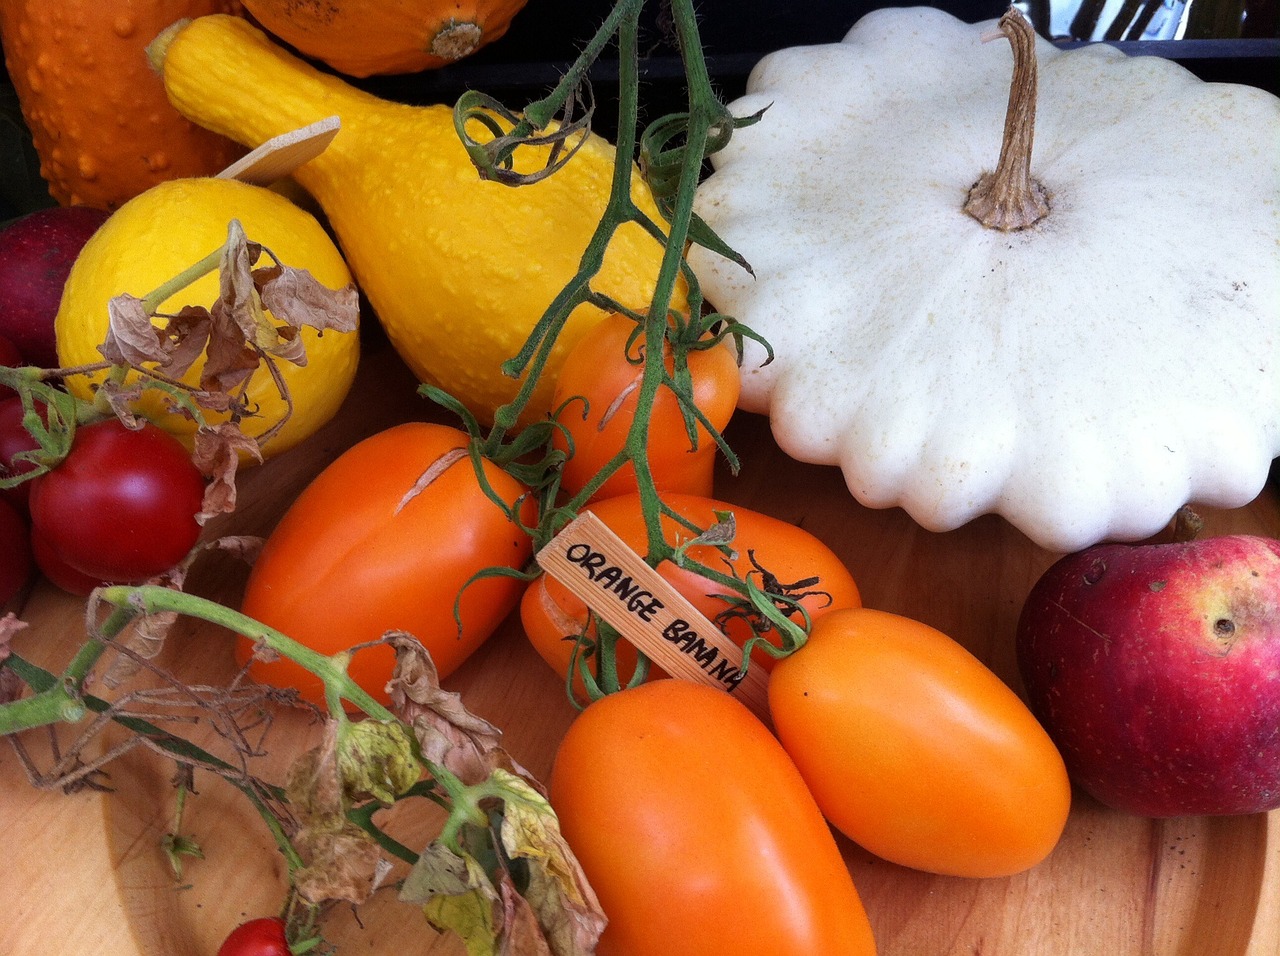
[435, 0, 811, 704]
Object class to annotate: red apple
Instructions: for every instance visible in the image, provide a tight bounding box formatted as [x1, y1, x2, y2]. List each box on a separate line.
[0, 205, 111, 368]
[1016, 534, 1280, 818]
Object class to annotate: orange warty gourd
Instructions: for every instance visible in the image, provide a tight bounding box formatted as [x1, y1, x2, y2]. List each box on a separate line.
[0, 0, 246, 209]
[239, 0, 531, 77]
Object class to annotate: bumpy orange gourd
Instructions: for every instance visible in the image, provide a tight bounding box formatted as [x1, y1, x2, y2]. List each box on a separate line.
[240, 0, 530, 77]
[0, 0, 246, 209]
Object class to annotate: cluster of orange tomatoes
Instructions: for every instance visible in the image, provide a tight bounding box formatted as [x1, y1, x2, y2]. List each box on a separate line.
[236, 311, 1072, 955]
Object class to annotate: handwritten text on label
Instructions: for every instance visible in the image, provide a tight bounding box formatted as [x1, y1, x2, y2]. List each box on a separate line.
[535, 513, 771, 720]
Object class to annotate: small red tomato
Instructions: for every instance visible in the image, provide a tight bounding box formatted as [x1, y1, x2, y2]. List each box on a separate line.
[0, 496, 32, 605]
[552, 313, 740, 501]
[217, 916, 290, 956]
[31, 530, 106, 596]
[28, 418, 205, 583]
[0, 396, 41, 512]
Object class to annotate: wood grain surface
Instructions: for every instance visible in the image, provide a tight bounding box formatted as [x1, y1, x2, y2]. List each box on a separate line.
[2, 332, 1278, 956]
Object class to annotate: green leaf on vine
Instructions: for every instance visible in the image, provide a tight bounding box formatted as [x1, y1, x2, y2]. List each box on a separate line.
[404, 844, 500, 956]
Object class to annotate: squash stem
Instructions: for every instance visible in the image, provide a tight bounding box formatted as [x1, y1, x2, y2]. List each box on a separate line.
[962, 8, 1050, 231]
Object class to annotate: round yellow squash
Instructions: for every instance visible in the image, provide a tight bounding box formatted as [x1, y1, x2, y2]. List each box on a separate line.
[56, 176, 360, 460]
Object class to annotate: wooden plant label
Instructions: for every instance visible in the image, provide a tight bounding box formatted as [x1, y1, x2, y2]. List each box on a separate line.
[536, 512, 772, 722]
[217, 115, 341, 186]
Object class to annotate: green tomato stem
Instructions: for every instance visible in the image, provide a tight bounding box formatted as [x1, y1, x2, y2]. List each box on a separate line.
[138, 236, 230, 316]
[451, 0, 798, 702]
[522, 0, 644, 131]
[94, 585, 396, 720]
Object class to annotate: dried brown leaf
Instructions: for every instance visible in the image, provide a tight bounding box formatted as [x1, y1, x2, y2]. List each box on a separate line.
[99, 556, 206, 689]
[191, 424, 263, 523]
[285, 719, 403, 904]
[0, 613, 27, 664]
[201, 225, 272, 393]
[286, 721, 347, 826]
[257, 264, 361, 337]
[498, 880, 556, 956]
[203, 534, 264, 565]
[292, 825, 384, 906]
[218, 226, 274, 350]
[200, 316, 261, 395]
[184, 390, 236, 414]
[102, 608, 178, 689]
[267, 324, 308, 367]
[157, 306, 214, 379]
[100, 294, 168, 366]
[94, 380, 149, 428]
[386, 633, 536, 789]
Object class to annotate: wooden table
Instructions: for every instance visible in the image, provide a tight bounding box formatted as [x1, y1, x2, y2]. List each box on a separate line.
[3, 332, 1278, 955]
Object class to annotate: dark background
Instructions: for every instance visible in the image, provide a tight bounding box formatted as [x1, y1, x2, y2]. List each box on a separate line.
[353, 0, 1280, 132]
[0, 0, 1277, 217]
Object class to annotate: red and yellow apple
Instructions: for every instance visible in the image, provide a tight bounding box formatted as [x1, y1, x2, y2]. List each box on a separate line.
[1016, 533, 1280, 817]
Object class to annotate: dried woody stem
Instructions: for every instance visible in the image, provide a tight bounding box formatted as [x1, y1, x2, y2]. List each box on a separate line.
[963, 8, 1051, 231]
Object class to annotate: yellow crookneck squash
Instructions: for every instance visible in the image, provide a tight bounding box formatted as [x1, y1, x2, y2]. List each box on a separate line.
[240, 0, 530, 77]
[151, 14, 682, 427]
[0, 0, 246, 209]
[690, 7, 1280, 553]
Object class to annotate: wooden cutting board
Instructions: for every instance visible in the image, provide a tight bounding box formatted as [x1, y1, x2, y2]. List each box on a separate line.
[2, 332, 1278, 955]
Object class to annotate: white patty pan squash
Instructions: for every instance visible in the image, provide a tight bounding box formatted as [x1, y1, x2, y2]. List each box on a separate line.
[690, 6, 1280, 553]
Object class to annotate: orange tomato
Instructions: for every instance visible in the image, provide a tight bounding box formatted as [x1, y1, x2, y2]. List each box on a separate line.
[549, 678, 877, 956]
[551, 313, 740, 501]
[237, 422, 532, 706]
[520, 491, 860, 699]
[768, 607, 1072, 878]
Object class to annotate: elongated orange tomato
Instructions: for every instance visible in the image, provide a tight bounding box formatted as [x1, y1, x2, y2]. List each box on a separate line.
[521, 491, 860, 697]
[552, 313, 740, 501]
[768, 607, 1071, 878]
[238, 422, 532, 706]
[550, 678, 878, 956]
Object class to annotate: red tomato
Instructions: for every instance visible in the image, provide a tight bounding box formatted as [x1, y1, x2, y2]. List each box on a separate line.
[30, 530, 105, 596]
[216, 917, 289, 956]
[0, 496, 32, 604]
[521, 491, 860, 698]
[28, 418, 205, 583]
[768, 607, 1072, 878]
[0, 396, 41, 512]
[552, 313, 740, 501]
[550, 678, 877, 956]
[238, 422, 533, 706]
